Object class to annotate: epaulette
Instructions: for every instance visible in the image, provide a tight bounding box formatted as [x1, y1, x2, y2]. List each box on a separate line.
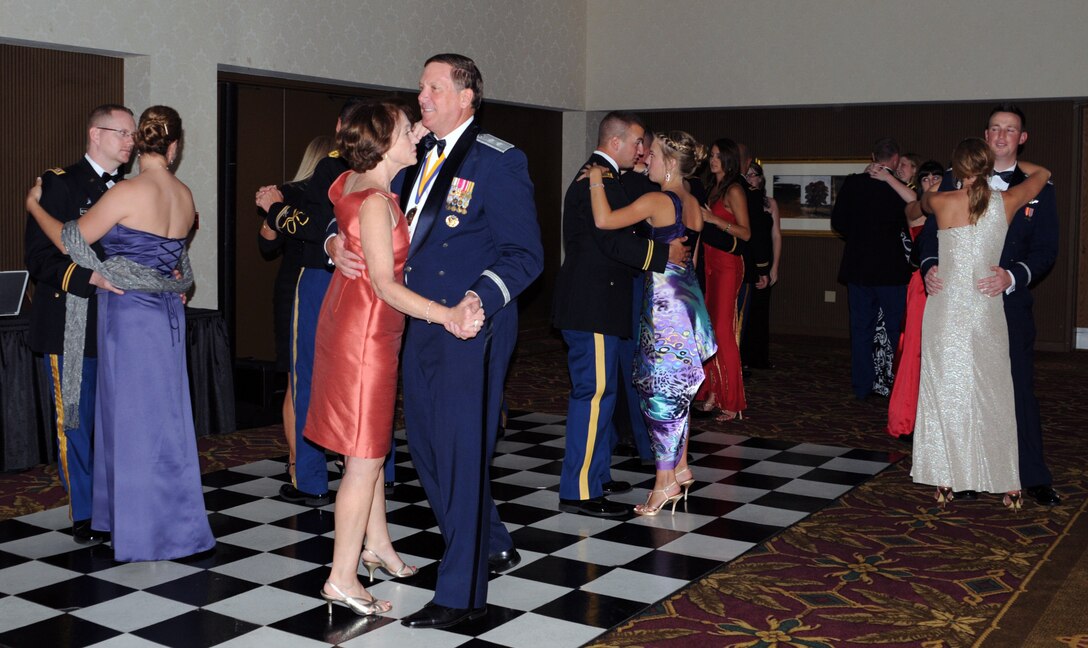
[44, 167, 65, 175]
[477, 133, 514, 153]
[328, 150, 340, 158]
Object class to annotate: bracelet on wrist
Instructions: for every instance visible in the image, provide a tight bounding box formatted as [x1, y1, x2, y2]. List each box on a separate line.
[425, 300, 434, 324]
[589, 183, 604, 189]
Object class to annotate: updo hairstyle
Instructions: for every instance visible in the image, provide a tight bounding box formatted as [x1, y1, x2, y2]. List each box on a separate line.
[135, 105, 182, 157]
[950, 138, 994, 225]
[336, 100, 404, 173]
[655, 130, 707, 179]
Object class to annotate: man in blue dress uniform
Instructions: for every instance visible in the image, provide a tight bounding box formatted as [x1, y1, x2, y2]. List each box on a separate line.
[26, 104, 135, 544]
[918, 103, 1061, 506]
[394, 53, 543, 630]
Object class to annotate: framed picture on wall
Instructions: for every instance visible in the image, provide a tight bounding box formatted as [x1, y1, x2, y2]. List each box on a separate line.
[762, 159, 869, 233]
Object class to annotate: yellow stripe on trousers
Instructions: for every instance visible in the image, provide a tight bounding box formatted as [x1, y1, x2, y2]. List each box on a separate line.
[577, 333, 606, 499]
[49, 354, 73, 521]
[288, 267, 304, 488]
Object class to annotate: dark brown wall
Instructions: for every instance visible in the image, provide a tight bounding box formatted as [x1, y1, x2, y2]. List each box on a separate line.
[1, 44, 124, 276]
[644, 100, 1081, 350]
[223, 74, 562, 362]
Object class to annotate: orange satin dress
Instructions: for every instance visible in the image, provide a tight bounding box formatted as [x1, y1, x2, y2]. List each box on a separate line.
[696, 200, 747, 413]
[303, 176, 408, 458]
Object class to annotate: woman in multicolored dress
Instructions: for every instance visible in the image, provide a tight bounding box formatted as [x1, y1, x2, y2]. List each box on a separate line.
[585, 131, 717, 516]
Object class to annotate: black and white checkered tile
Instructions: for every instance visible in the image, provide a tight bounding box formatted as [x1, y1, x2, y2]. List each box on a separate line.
[0, 412, 895, 647]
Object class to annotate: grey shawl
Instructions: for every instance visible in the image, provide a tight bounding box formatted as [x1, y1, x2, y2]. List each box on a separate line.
[61, 220, 193, 429]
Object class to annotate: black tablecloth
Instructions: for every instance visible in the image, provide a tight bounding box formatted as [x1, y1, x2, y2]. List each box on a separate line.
[0, 307, 236, 471]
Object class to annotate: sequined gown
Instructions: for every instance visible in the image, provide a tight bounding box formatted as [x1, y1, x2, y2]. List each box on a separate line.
[91, 224, 215, 562]
[635, 192, 717, 470]
[303, 178, 407, 458]
[912, 193, 1019, 493]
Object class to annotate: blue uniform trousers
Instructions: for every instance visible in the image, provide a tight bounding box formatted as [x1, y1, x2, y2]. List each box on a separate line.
[290, 267, 332, 496]
[1005, 299, 1051, 488]
[616, 275, 653, 462]
[560, 330, 621, 501]
[43, 355, 97, 522]
[402, 308, 515, 609]
[846, 284, 906, 399]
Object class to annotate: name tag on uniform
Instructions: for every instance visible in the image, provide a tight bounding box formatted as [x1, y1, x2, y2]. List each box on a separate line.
[445, 177, 474, 215]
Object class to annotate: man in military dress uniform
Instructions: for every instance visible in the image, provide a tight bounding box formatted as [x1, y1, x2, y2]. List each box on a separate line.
[552, 112, 685, 518]
[393, 53, 544, 630]
[25, 104, 135, 544]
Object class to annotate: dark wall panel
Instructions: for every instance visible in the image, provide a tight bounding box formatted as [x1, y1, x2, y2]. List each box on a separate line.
[1, 44, 123, 277]
[644, 100, 1079, 349]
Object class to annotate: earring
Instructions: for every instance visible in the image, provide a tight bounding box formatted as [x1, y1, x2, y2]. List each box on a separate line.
[665, 172, 672, 183]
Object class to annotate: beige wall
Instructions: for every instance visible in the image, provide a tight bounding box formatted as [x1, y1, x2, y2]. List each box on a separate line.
[0, 0, 587, 308]
[586, 0, 1088, 109]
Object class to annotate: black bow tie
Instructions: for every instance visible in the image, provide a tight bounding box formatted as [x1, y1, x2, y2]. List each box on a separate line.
[100, 171, 122, 184]
[992, 169, 1014, 183]
[421, 134, 446, 155]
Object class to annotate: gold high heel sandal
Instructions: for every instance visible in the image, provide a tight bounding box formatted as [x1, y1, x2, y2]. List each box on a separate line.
[674, 467, 695, 501]
[1003, 491, 1023, 512]
[634, 482, 682, 516]
[361, 547, 418, 583]
[935, 487, 954, 508]
[320, 581, 391, 616]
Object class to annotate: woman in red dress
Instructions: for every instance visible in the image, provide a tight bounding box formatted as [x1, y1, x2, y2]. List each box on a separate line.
[876, 160, 944, 438]
[694, 139, 750, 421]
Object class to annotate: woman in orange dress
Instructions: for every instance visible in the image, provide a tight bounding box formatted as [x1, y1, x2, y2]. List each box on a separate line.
[694, 139, 750, 421]
[303, 100, 482, 616]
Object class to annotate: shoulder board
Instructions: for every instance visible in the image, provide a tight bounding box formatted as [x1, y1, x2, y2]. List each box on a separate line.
[44, 167, 65, 175]
[601, 171, 616, 180]
[477, 133, 514, 153]
[328, 150, 340, 158]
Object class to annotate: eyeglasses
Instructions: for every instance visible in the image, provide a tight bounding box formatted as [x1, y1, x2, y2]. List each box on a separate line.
[96, 126, 136, 140]
[744, 171, 762, 179]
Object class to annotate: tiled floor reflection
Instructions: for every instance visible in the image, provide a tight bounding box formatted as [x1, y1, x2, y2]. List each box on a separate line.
[0, 411, 895, 647]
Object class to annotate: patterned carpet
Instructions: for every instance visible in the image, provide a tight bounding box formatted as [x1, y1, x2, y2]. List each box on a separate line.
[2, 333, 1086, 647]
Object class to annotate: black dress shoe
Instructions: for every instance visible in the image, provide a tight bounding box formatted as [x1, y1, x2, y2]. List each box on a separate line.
[1026, 485, 1062, 506]
[72, 519, 108, 545]
[953, 490, 978, 500]
[401, 602, 486, 629]
[601, 480, 632, 496]
[279, 483, 331, 506]
[558, 496, 627, 518]
[488, 548, 521, 574]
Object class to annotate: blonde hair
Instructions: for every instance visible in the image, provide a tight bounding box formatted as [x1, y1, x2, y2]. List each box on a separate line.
[951, 138, 994, 225]
[291, 135, 335, 182]
[656, 130, 707, 178]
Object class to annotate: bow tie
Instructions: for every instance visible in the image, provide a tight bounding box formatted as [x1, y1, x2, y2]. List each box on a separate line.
[421, 134, 446, 155]
[992, 169, 1015, 183]
[100, 171, 122, 184]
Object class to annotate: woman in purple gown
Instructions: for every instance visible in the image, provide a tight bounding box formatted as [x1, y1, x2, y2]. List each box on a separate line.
[27, 106, 214, 561]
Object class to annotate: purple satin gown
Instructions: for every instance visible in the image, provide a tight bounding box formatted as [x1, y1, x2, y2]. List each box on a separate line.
[91, 224, 215, 562]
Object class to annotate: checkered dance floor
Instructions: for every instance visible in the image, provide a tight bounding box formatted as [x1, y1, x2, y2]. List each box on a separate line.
[0, 412, 895, 647]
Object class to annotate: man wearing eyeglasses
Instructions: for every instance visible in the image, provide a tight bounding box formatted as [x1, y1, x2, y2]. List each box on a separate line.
[24, 103, 135, 545]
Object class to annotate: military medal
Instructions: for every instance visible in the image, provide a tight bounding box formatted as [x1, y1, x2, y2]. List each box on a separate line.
[445, 214, 460, 228]
[445, 177, 475, 215]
